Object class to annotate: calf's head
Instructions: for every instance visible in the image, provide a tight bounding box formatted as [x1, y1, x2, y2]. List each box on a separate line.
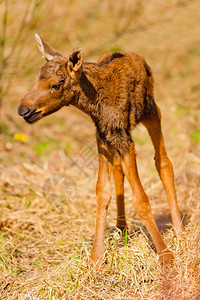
[18, 34, 84, 123]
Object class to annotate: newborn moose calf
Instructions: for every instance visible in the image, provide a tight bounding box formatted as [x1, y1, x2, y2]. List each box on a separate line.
[18, 34, 184, 270]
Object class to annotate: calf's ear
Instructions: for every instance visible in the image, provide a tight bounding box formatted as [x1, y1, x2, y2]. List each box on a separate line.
[35, 34, 62, 61]
[68, 48, 84, 79]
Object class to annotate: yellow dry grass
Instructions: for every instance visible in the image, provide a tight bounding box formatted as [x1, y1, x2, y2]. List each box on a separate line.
[0, 0, 200, 299]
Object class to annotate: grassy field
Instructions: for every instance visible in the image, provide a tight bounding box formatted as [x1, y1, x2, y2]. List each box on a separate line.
[0, 0, 200, 299]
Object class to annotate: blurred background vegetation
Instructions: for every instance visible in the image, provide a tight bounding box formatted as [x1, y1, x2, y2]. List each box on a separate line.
[0, 0, 200, 299]
[0, 0, 199, 154]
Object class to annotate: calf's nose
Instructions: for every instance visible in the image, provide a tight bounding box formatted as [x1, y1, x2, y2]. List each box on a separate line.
[18, 107, 30, 116]
[18, 106, 36, 117]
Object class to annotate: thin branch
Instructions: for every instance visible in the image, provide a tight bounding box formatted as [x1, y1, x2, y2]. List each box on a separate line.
[86, 15, 172, 59]
[0, 0, 8, 78]
[4, 0, 33, 62]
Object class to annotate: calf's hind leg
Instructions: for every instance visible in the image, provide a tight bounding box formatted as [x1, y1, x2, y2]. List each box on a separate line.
[121, 143, 174, 263]
[113, 155, 127, 231]
[142, 107, 184, 237]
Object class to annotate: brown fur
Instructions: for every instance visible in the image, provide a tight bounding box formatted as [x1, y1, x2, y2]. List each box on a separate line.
[18, 35, 184, 270]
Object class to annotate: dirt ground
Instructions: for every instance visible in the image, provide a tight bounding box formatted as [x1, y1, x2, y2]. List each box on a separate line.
[0, 0, 200, 299]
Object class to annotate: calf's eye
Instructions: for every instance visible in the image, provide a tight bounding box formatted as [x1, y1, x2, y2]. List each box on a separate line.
[52, 84, 60, 90]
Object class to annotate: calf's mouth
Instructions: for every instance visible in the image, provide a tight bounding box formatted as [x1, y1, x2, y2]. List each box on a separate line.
[24, 110, 42, 124]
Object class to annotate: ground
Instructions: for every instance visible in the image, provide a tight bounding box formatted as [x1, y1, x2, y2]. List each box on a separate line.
[0, 0, 200, 299]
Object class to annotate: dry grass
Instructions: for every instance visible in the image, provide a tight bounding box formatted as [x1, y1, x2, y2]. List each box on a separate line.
[0, 0, 200, 299]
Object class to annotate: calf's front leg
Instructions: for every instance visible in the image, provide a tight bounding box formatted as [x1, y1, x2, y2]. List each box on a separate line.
[90, 140, 112, 270]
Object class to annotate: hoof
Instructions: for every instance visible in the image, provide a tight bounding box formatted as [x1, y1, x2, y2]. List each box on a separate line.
[116, 223, 128, 234]
[159, 249, 174, 264]
[89, 251, 105, 271]
[175, 226, 185, 240]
